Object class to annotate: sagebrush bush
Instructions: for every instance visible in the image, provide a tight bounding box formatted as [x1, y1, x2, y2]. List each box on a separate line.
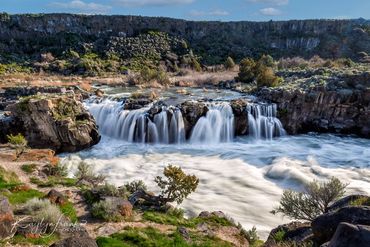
[155, 165, 199, 204]
[225, 56, 236, 70]
[23, 198, 63, 224]
[7, 133, 27, 147]
[43, 162, 67, 177]
[272, 177, 347, 221]
[237, 58, 256, 83]
[256, 67, 282, 88]
[91, 198, 122, 222]
[125, 180, 148, 194]
[75, 161, 106, 187]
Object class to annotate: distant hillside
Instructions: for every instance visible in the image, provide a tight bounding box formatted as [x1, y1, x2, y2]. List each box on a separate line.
[0, 13, 369, 66]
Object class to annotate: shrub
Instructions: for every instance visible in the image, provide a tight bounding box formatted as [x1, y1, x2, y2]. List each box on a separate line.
[273, 229, 286, 243]
[124, 180, 148, 194]
[240, 225, 263, 247]
[256, 67, 282, 88]
[155, 165, 199, 204]
[43, 162, 67, 177]
[91, 198, 122, 222]
[75, 161, 106, 187]
[258, 54, 275, 68]
[7, 133, 27, 147]
[21, 164, 38, 174]
[272, 177, 347, 221]
[22, 198, 63, 224]
[225, 57, 236, 70]
[237, 58, 256, 83]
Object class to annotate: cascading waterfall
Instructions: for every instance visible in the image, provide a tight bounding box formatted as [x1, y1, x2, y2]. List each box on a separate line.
[190, 103, 234, 144]
[87, 99, 186, 144]
[247, 103, 286, 140]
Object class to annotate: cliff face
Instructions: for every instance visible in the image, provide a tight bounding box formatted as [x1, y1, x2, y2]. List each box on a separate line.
[0, 14, 369, 64]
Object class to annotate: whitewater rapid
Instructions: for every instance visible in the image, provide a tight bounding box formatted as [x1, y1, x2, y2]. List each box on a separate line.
[61, 134, 370, 239]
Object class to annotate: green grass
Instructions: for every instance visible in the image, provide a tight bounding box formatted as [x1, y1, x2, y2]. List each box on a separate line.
[21, 164, 38, 174]
[30, 176, 77, 188]
[143, 210, 234, 228]
[0, 166, 22, 190]
[10, 233, 59, 246]
[2, 189, 44, 205]
[96, 227, 232, 247]
[273, 229, 286, 243]
[59, 201, 78, 223]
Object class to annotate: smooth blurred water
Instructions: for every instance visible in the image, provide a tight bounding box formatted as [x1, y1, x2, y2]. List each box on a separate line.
[61, 133, 370, 239]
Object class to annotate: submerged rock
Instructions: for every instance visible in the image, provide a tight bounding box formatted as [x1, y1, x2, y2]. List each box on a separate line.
[4, 94, 100, 153]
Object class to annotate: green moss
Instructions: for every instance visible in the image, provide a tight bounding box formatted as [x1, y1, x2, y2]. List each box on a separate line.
[10, 233, 59, 246]
[350, 197, 370, 206]
[96, 227, 232, 247]
[59, 201, 78, 223]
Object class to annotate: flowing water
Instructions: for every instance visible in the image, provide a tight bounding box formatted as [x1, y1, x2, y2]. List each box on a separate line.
[62, 88, 370, 239]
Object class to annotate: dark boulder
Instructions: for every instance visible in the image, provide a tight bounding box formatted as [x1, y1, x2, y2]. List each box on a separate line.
[265, 221, 312, 247]
[328, 223, 370, 247]
[180, 101, 208, 138]
[230, 99, 248, 135]
[46, 189, 67, 205]
[312, 206, 370, 244]
[50, 236, 98, 247]
[4, 93, 100, 153]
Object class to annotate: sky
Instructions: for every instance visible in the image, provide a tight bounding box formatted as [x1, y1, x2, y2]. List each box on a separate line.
[0, 0, 369, 22]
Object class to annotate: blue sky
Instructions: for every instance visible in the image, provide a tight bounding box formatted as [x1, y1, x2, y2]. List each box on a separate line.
[0, 0, 369, 21]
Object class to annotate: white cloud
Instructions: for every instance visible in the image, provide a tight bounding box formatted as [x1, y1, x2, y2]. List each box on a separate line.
[51, 0, 112, 14]
[189, 9, 230, 17]
[115, 0, 195, 7]
[249, 0, 289, 6]
[259, 7, 282, 16]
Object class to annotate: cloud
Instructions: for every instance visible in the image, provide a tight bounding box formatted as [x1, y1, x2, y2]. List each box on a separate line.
[249, 0, 289, 6]
[115, 0, 195, 7]
[259, 7, 282, 16]
[51, 0, 112, 14]
[189, 9, 230, 17]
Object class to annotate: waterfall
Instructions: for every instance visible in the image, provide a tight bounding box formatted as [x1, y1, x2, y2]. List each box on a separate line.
[247, 103, 286, 140]
[87, 99, 185, 144]
[190, 103, 234, 144]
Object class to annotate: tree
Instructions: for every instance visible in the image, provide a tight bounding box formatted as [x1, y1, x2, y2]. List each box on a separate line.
[272, 177, 347, 221]
[155, 165, 199, 204]
[225, 56, 236, 70]
[237, 58, 256, 83]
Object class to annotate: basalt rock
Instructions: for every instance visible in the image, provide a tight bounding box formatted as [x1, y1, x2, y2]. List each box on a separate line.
[0, 197, 15, 239]
[327, 223, 370, 247]
[4, 93, 100, 153]
[311, 206, 370, 244]
[180, 101, 208, 138]
[265, 221, 313, 247]
[230, 99, 248, 136]
[258, 86, 370, 138]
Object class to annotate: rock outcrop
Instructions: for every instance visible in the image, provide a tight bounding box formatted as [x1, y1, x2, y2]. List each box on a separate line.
[2, 93, 100, 153]
[180, 101, 208, 138]
[328, 222, 370, 247]
[264, 221, 312, 246]
[311, 206, 370, 244]
[258, 83, 370, 138]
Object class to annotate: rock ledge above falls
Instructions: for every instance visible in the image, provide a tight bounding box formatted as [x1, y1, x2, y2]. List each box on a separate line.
[1, 93, 100, 153]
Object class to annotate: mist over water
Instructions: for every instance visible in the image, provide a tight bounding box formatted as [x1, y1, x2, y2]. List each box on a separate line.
[62, 133, 370, 239]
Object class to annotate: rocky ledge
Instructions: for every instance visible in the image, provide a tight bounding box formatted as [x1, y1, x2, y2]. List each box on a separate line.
[0, 93, 100, 153]
[257, 71, 370, 138]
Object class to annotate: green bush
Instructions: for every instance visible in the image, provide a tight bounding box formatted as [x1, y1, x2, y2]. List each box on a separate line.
[124, 180, 148, 194]
[75, 161, 106, 187]
[272, 177, 347, 221]
[256, 67, 282, 88]
[237, 58, 257, 83]
[22, 198, 63, 224]
[21, 164, 38, 174]
[273, 229, 286, 243]
[7, 133, 27, 147]
[43, 162, 67, 177]
[91, 198, 122, 222]
[155, 165, 199, 205]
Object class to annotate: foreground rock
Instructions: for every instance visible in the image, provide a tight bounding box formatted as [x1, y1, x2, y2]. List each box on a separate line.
[264, 221, 312, 246]
[2, 93, 100, 153]
[50, 236, 98, 247]
[312, 206, 370, 244]
[328, 222, 370, 247]
[180, 101, 208, 138]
